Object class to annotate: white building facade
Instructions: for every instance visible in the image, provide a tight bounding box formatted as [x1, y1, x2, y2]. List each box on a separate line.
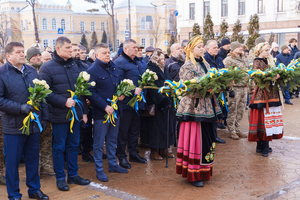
[176, 0, 300, 47]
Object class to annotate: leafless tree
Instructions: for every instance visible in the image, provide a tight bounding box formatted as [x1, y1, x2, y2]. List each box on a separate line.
[0, 14, 11, 50]
[150, 15, 163, 48]
[85, 0, 116, 51]
[26, 0, 39, 43]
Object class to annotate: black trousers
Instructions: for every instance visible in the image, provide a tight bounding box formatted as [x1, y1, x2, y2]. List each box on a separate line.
[80, 109, 93, 156]
[117, 110, 140, 159]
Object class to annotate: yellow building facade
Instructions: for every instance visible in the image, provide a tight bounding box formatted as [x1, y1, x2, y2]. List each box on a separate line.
[0, 0, 176, 52]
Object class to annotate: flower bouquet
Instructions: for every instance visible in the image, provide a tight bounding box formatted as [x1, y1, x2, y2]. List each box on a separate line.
[127, 69, 158, 112]
[20, 79, 52, 135]
[66, 71, 96, 133]
[104, 79, 136, 126]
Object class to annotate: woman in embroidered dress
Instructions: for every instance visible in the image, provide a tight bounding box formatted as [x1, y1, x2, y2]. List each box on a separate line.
[176, 35, 223, 187]
[248, 42, 283, 157]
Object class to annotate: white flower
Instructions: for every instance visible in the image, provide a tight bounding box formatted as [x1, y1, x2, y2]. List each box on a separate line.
[123, 79, 134, 86]
[40, 80, 47, 86]
[90, 81, 96, 86]
[82, 71, 90, 81]
[191, 79, 196, 84]
[146, 69, 150, 73]
[45, 84, 50, 89]
[33, 78, 39, 84]
[153, 74, 158, 80]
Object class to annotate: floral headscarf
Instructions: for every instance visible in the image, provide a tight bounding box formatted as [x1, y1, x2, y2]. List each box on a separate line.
[184, 35, 204, 67]
[150, 50, 164, 70]
[254, 42, 275, 68]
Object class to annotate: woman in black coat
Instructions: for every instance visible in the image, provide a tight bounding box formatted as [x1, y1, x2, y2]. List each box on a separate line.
[141, 50, 175, 160]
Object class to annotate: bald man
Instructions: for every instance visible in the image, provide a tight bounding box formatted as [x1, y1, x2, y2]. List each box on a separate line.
[165, 43, 184, 81]
[41, 51, 52, 63]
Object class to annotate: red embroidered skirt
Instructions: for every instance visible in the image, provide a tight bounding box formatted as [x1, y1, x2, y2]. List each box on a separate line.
[248, 108, 283, 142]
[176, 121, 214, 182]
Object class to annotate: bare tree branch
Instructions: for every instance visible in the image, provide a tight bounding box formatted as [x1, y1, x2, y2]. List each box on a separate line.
[0, 14, 11, 50]
[26, 0, 39, 43]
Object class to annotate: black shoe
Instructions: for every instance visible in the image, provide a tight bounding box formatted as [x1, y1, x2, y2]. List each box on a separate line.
[296, 94, 299, 97]
[67, 176, 90, 185]
[102, 153, 107, 159]
[29, 190, 49, 200]
[256, 147, 272, 153]
[56, 179, 69, 191]
[129, 154, 147, 163]
[82, 153, 95, 163]
[215, 137, 226, 143]
[217, 122, 226, 129]
[285, 100, 293, 105]
[224, 120, 227, 126]
[119, 158, 131, 169]
[191, 181, 204, 187]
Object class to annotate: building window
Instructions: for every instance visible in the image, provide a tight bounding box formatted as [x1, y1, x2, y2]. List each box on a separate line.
[25, 20, 28, 30]
[125, 18, 129, 31]
[150, 38, 154, 47]
[91, 22, 95, 32]
[204, 1, 210, 18]
[53, 39, 56, 49]
[141, 38, 146, 48]
[52, 18, 56, 30]
[221, 0, 228, 17]
[278, 33, 285, 47]
[146, 16, 153, 30]
[11, 7, 14, 10]
[20, 20, 23, 31]
[101, 22, 105, 31]
[141, 17, 145, 30]
[189, 3, 195, 19]
[42, 18, 47, 30]
[258, 0, 264, 13]
[278, 0, 284, 12]
[61, 19, 65, 30]
[43, 39, 49, 48]
[80, 21, 85, 32]
[238, 0, 245, 15]
[116, 39, 119, 47]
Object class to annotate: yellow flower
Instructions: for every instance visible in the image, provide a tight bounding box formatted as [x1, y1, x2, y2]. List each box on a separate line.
[191, 79, 196, 84]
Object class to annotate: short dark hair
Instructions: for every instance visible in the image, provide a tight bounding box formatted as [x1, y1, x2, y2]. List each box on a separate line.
[56, 36, 71, 48]
[78, 45, 86, 51]
[94, 43, 109, 53]
[289, 38, 297, 43]
[5, 42, 23, 55]
[72, 43, 78, 46]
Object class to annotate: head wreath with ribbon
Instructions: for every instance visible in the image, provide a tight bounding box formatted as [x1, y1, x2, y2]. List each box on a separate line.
[184, 35, 204, 67]
[254, 42, 275, 68]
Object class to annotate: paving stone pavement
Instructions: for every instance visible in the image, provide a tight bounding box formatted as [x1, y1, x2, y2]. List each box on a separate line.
[1, 98, 300, 199]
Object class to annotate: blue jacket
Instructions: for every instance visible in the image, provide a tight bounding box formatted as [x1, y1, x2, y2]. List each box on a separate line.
[39, 51, 87, 124]
[87, 59, 121, 120]
[143, 55, 151, 64]
[289, 45, 299, 57]
[217, 48, 230, 61]
[204, 52, 225, 69]
[138, 57, 147, 68]
[0, 62, 49, 134]
[114, 51, 147, 111]
[275, 52, 293, 66]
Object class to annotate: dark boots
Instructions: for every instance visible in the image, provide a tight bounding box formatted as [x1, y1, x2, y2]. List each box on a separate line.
[214, 122, 226, 143]
[256, 139, 272, 157]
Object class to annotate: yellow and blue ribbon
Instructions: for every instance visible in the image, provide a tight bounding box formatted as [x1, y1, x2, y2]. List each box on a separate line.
[68, 90, 83, 133]
[103, 95, 118, 126]
[20, 99, 43, 134]
[220, 92, 229, 113]
[133, 91, 146, 114]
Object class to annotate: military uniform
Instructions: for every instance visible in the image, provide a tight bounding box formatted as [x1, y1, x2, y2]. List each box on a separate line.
[223, 53, 249, 139]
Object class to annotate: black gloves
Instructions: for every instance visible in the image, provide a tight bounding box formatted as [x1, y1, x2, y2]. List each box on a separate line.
[41, 121, 48, 132]
[229, 90, 235, 98]
[20, 104, 35, 115]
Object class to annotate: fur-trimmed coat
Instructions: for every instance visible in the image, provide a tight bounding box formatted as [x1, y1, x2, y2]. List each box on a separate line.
[176, 59, 222, 122]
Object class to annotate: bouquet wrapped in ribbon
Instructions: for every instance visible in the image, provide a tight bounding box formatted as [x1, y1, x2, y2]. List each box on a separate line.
[104, 79, 136, 126]
[66, 71, 96, 133]
[20, 79, 52, 135]
[127, 69, 158, 113]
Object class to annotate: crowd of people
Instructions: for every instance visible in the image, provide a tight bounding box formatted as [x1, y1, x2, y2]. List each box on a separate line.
[0, 33, 298, 199]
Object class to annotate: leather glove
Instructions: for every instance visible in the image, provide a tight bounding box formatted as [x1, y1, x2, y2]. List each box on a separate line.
[41, 121, 48, 133]
[20, 104, 35, 115]
[229, 90, 235, 98]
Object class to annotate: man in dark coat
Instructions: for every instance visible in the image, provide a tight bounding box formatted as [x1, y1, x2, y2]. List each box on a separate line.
[143, 46, 154, 64]
[72, 44, 89, 71]
[114, 39, 147, 169]
[204, 40, 226, 143]
[166, 43, 184, 81]
[39, 36, 90, 191]
[218, 39, 231, 60]
[137, 44, 147, 67]
[0, 42, 49, 200]
[276, 45, 294, 105]
[79, 45, 92, 67]
[87, 43, 128, 182]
